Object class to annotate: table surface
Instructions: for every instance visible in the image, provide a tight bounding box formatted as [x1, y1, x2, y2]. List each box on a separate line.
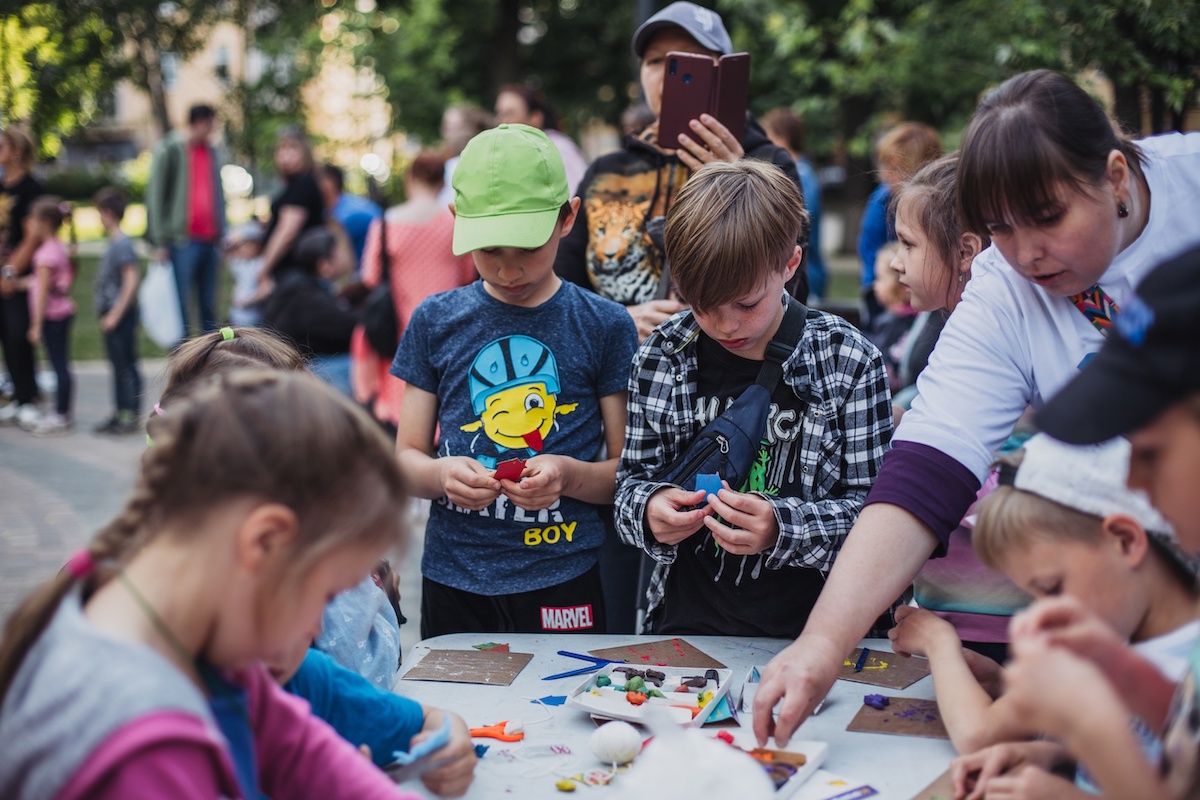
[393, 633, 955, 799]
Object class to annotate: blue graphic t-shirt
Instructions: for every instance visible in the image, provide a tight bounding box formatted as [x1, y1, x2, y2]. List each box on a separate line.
[393, 280, 637, 594]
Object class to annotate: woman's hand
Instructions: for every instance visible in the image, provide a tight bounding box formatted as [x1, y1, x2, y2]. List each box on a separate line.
[672, 113, 745, 171]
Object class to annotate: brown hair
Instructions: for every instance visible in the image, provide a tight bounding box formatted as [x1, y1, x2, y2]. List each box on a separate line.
[407, 150, 446, 188]
[94, 187, 129, 222]
[875, 122, 942, 181]
[160, 327, 306, 407]
[761, 108, 806, 157]
[957, 70, 1146, 235]
[276, 125, 315, 176]
[497, 84, 561, 131]
[973, 485, 1103, 571]
[890, 153, 990, 308]
[1, 126, 37, 173]
[665, 160, 809, 314]
[0, 370, 407, 702]
[30, 196, 69, 231]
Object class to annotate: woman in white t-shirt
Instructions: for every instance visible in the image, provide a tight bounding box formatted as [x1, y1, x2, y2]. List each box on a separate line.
[753, 69, 1200, 747]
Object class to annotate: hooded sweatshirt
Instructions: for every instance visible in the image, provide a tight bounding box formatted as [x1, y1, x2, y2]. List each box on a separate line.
[554, 114, 801, 305]
[0, 585, 412, 800]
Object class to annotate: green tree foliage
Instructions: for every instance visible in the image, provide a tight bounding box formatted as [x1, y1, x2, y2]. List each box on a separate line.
[0, 4, 124, 158]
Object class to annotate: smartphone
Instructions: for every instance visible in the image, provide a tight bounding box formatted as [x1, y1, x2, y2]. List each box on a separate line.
[658, 51, 750, 149]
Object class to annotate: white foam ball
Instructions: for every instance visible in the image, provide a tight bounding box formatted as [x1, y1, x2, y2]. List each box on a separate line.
[589, 720, 643, 765]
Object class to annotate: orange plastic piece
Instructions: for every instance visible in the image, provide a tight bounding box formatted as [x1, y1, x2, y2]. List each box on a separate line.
[469, 721, 525, 742]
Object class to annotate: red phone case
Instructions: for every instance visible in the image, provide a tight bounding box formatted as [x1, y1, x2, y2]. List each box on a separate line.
[658, 52, 750, 148]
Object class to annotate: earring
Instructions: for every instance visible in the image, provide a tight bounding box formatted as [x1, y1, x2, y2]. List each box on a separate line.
[1118, 200, 1129, 218]
[958, 273, 965, 284]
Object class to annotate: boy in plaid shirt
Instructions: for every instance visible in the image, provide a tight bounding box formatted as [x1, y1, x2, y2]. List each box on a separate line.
[615, 160, 893, 637]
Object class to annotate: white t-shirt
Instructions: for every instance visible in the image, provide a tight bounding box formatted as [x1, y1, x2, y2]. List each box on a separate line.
[896, 132, 1200, 480]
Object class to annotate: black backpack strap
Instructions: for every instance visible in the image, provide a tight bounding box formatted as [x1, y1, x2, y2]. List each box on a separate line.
[756, 295, 808, 391]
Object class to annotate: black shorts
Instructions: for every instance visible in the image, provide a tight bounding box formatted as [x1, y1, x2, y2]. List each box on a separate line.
[420, 564, 607, 638]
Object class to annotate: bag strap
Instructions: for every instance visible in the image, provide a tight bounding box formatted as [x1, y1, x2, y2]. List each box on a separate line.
[755, 295, 807, 392]
[367, 179, 391, 284]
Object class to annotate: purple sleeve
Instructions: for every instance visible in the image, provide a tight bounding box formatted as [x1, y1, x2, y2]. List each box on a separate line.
[863, 440, 981, 555]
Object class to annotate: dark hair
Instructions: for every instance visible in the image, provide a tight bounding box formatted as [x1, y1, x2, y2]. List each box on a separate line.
[94, 187, 128, 222]
[290, 227, 337, 276]
[0, 126, 36, 172]
[188, 104, 216, 124]
[666, 160, 808, 314]
[0, 370, 407, 704]
[319, 162, 345, 193]
[497, 84, 560, 131]
[30, 196, 69, 231]
[761, 108, 806, 156]
[161, 326, 306, 407]
[958, 70, 1146, 235]
[891, 153, 990, 306]
[407, 150, 446, 187]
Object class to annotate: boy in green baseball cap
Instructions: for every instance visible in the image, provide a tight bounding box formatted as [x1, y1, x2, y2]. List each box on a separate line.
[392, 123, 639, 637]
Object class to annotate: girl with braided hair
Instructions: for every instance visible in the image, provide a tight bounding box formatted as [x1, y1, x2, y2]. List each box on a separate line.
[0, 370, 422, 800]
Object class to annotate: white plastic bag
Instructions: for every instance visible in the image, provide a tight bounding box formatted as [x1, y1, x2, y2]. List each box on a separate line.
[139, 259, 183, 349]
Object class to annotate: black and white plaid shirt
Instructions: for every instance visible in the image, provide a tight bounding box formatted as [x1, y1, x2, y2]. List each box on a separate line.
[614, 304, 893, 629]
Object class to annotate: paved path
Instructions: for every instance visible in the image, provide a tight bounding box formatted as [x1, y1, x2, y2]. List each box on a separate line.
[0, 359, 426, 657]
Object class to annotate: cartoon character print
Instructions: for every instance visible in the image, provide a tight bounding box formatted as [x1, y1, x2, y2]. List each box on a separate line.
[460, 335, 577, 468]
[584, 171, 665, 305]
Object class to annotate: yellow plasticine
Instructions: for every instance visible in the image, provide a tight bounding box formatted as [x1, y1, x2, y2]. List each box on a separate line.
[697, 690, 715, 708]
[555, 779, 577, 792]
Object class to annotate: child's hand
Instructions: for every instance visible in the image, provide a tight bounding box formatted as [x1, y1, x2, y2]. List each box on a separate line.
[975, 765, 1090, 800]
[26, 324, 40, 345]
[704, 483, 779, 555]
[1009, 596, 1125, 667]
[951, 741, 1066, 800]
[673, 113, 746, 172]
[888, 605, 958, 658]
[416, 709, 477, 797]
[439, 457, 501, 511]
[646, 487, 714, 545]
[1003, 636, 1117, 742]
[500, 454, 567, 511]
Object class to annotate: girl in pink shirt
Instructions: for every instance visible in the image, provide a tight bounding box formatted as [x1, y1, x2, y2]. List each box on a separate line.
[22, 196, 77, 434]
[0, 370, 423, 800]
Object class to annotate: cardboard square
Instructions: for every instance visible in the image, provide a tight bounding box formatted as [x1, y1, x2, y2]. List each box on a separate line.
[401, 649, 533, 686]
[494, 458, 526, 482]
[846, 697, 948, 739]
[910, 769, 955, 799]
[588, 638, 726, 669]
[837, 648, 931, 689]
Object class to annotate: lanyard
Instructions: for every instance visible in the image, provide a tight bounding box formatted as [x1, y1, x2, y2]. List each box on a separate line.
[1069, 284, 1121, 338]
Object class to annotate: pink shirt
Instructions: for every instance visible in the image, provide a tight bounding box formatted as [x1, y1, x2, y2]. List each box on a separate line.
[29, 237, 76, 321]
[57, 664, 418, 800]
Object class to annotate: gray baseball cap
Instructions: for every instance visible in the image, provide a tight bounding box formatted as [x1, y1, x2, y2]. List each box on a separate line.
[632, 2, 733, 59]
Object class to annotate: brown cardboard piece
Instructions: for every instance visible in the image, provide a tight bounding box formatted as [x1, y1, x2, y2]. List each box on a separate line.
[846, 697, 949, 739]
[837, 648, 931, 690]
[910, 769, 956, 799]
[588, 638, 727, 669]
[401, 648, 533, 686]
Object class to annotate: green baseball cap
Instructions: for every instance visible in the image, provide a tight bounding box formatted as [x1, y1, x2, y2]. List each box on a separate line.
[451, 123, 569, 256]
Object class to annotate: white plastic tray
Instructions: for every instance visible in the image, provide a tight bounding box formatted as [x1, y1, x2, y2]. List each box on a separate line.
[567, 664, 733, 727]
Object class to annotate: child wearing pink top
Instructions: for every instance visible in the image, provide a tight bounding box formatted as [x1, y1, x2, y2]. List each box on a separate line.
[22, 196, 76, 435]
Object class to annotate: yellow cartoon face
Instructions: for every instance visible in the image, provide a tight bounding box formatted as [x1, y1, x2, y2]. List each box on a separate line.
[463, 382, 577, 451]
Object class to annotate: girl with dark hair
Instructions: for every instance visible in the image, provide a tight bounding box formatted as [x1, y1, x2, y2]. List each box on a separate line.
[753, 69, 1200, 748]
[494, 84, 589, 193]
